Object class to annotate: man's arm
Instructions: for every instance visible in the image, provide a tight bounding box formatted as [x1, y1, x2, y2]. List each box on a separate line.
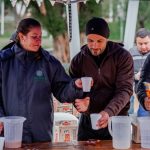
[104, 50, 134, 117]
[52, 61, 83, 103]
[69, 53, 82, 78]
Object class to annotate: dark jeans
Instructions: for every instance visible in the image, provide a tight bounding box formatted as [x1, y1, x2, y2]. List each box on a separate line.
[78, 114, 112, 141]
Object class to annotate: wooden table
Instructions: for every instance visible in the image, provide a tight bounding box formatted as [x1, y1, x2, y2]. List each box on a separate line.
[4, 140, 144, 150]
[5, 140, 143, 150]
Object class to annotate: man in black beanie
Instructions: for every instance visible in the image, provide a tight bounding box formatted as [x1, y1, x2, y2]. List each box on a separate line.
[69, 17, 134, 140]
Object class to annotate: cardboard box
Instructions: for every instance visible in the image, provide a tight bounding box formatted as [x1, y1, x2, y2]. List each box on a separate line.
[53, 125, 60, 142]
[59, 125, 77, 142]
[53, 112, 78, 142]
[53, 121, 78, 142]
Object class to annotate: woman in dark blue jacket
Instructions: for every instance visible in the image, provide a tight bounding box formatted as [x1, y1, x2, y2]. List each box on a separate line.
[0, 18, 84, 143]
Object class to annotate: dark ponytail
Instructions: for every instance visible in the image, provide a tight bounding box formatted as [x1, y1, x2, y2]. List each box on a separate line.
[17, 18, 41, 35]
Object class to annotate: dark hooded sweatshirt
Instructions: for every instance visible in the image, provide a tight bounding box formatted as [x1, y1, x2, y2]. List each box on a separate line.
[69, 41, 134, 140]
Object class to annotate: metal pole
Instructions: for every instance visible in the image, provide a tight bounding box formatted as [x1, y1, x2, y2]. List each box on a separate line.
[0, 0, 4, 35]
[123, 0, 139, 50]
[109, 0, 113, 22]
[66, 1, 80, 62]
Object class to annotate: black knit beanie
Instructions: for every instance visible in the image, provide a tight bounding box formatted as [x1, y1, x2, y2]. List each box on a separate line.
[86, 17, 110, 38]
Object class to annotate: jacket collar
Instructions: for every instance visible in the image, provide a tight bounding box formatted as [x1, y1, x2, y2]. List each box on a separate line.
[81, 41, 124, 57]
[13, 43, 42, 62]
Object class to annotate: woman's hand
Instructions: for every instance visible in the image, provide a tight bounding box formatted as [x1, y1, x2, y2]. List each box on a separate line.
[75, 97, 90, 112]
[75, 79, 82, 88]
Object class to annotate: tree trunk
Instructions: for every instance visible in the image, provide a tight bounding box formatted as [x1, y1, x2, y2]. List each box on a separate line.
[52, 33, 86, 63]
[80, 32, 86, 46]
[52, 34, 70, 63]
[39, 1, 46, 16]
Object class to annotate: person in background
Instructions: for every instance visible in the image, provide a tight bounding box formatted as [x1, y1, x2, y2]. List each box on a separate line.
[69, 17, 134, 141]
[137, 54, 150, 112]
[129, 28, 150, 116]
[0, 18, 85, 143]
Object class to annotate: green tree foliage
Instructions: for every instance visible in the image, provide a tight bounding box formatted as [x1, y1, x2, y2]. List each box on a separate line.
[30, 0, 104, 37]
[137, 0, 150, 29]
[4, 0, 24, 9]
[2, 0, 128, 42]
[30, 0, 66, 38]
[79, 1, 102, 33]
[3, 0, 12, 8]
